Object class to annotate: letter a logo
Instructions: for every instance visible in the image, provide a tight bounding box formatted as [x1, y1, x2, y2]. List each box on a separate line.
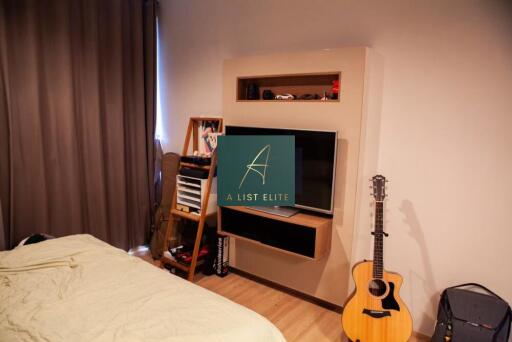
[239, 145, 271, 189]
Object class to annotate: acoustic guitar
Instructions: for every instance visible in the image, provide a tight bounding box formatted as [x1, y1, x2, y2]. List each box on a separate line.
[342, 175, 413, 342]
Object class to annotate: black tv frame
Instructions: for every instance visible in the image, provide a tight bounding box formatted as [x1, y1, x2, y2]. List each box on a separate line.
[225, 125, 338, 215]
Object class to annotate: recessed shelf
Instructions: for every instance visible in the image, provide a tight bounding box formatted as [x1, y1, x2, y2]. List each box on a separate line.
[236, 99, 339, 103]
[237, 72, 341, 102]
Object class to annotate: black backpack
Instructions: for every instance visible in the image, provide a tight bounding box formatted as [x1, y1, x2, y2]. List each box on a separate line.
[432, 283, 511, 342]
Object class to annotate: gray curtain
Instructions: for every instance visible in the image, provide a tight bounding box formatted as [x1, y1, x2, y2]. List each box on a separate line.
[0, 0, 157, 250]
[0, 199, 5, 250]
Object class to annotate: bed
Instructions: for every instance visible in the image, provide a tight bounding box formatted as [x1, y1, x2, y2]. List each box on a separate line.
[0, 234, 286, 342]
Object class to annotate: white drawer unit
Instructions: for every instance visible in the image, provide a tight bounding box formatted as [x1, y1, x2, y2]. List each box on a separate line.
[176, 175, 217, 216]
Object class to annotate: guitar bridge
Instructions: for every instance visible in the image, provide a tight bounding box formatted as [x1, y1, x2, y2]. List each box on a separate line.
[362, 308, 391, 319]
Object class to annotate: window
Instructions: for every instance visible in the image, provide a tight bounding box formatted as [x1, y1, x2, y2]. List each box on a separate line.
[155, 16, 164, 142]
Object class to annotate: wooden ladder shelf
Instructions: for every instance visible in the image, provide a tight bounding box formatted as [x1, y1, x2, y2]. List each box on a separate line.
[160, 117, 223, 281]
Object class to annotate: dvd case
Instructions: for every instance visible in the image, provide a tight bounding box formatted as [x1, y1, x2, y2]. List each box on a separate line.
[215, 235, 229, 277]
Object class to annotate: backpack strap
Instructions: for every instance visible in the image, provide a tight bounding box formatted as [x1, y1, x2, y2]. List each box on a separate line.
[506, 306, 512, 340]
[448, 283, 504, 301]
[439, 289, 454, 339]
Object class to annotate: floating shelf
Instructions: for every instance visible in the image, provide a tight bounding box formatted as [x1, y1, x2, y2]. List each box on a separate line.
[237, 72, 341, 102]
[218, 206, 332, 260]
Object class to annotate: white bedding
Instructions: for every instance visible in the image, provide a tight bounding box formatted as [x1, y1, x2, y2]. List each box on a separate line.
[0, 234, 285, 342]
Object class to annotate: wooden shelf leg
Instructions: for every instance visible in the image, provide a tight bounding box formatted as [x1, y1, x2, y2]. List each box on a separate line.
[187, 217, 205, 281]
[160, 214, 178, 269]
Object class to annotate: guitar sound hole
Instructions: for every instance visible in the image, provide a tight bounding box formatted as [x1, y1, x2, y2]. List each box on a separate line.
[368, 279, 387, 297]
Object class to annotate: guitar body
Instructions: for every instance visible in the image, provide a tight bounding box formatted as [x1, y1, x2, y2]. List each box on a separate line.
[342, 261, 412, 342]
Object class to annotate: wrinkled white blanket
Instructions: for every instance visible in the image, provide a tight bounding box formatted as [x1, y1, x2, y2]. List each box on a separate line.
[0, 234, 285, 342]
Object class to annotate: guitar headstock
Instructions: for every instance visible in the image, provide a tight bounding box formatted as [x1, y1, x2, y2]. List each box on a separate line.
[371, 175, 387, 202]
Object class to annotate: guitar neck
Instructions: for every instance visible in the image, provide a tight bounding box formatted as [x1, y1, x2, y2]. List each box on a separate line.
[373, 201, 384, 278]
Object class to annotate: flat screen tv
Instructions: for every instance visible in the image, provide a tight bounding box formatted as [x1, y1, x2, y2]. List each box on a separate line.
[225, 125, 337, 215]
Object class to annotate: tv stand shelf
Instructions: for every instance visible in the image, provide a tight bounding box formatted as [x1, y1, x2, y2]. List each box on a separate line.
[218, 206, 332, 260]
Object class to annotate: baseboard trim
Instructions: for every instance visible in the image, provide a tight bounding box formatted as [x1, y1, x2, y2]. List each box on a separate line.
[229, 266, 343, 313]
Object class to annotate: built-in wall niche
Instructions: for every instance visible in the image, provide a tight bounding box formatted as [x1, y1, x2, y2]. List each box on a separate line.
[237, 72, 341, 102]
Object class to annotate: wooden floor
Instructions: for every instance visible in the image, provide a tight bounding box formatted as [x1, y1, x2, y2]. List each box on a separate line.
[198, 272, 344, 341]
[135, 251, 426, 342]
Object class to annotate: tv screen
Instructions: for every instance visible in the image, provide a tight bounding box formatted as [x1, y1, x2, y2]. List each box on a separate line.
[225, 126, 337, 214]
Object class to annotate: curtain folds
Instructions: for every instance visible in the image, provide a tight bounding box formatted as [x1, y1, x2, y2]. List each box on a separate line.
[143, 0, 158, 236]
[0, 0, 156, 250]
[0, 0, 12, 251]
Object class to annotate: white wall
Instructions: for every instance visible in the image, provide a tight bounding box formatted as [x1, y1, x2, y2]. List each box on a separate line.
[158, 0, 512, 335]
